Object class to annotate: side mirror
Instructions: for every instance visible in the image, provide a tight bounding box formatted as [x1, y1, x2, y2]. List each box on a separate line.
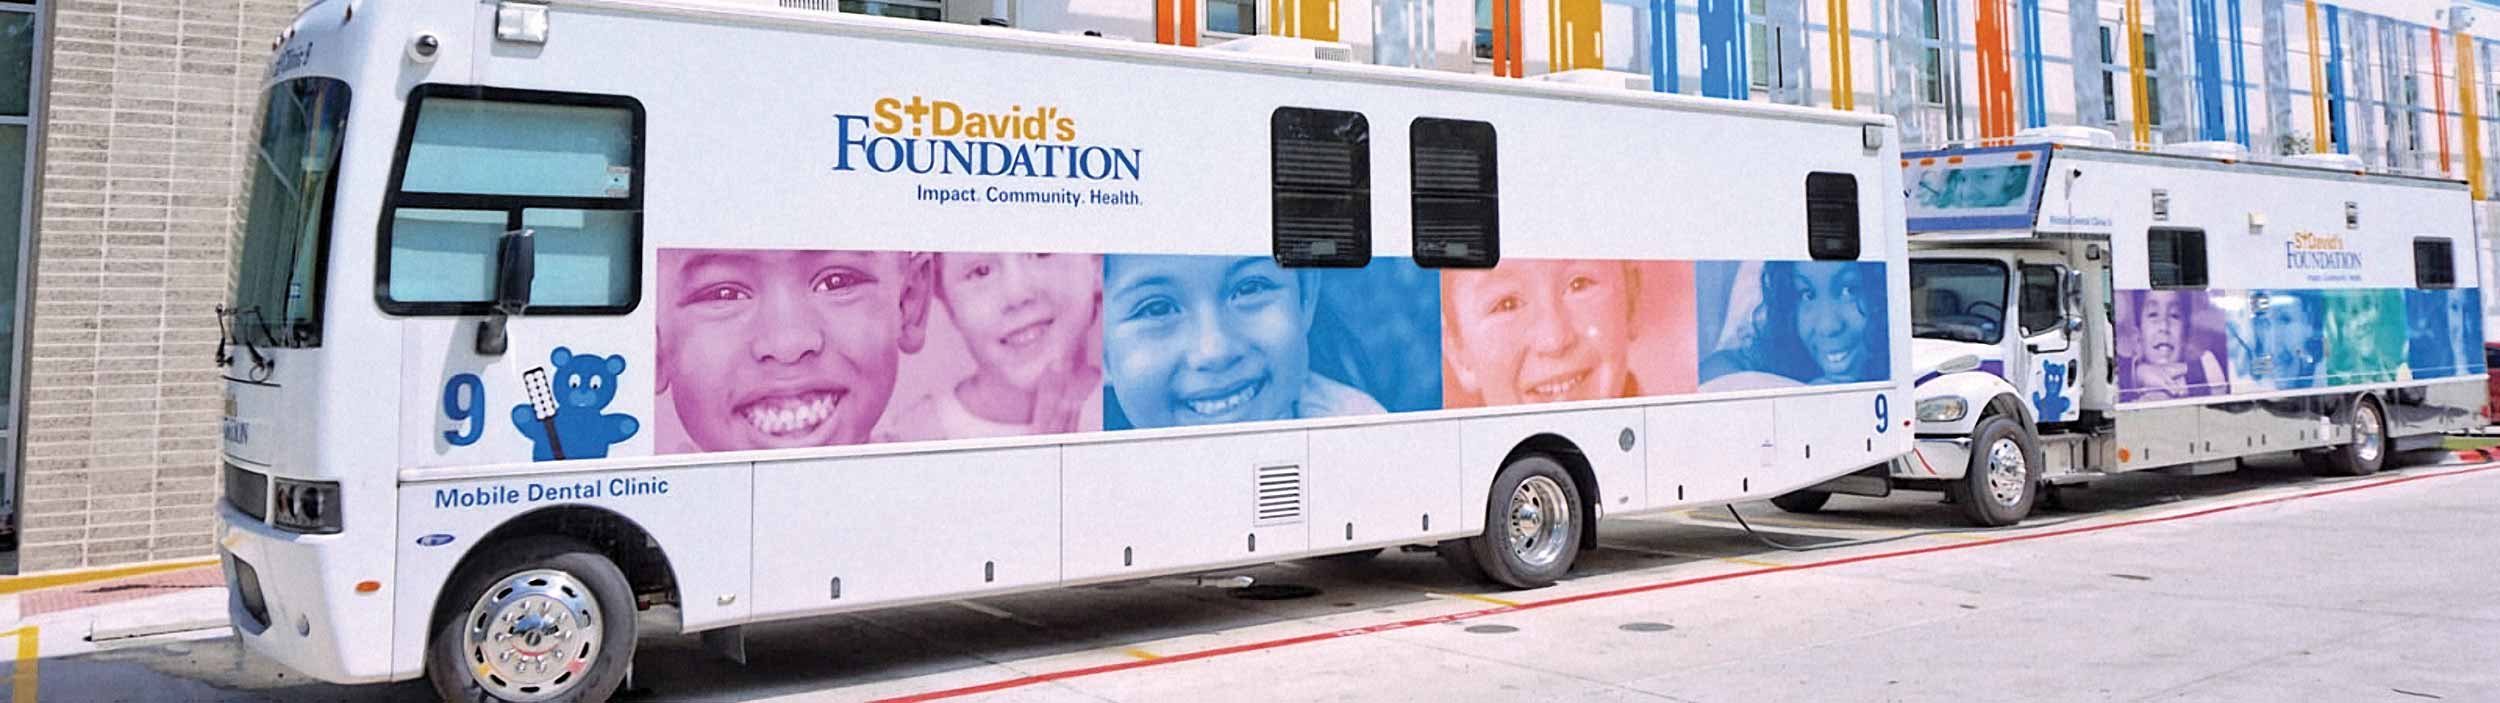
[2062, 269, 2084, 307]
[475, 229, 536, 356]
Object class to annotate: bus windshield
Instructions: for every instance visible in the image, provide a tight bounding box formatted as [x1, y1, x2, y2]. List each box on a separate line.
[229, 78, 351, 349]
[1909, 259, 2007, 344]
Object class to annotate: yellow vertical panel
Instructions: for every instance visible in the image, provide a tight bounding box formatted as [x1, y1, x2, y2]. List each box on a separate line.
[2126, 0, 2151, 147]
[1549, 0, 1601, 71]
[2305, 0, 2329, 152]
[2460, 32, 2485, 200]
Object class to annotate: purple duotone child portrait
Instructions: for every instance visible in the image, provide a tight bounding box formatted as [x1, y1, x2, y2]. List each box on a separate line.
[878, 252, 1105, 441]
[2116, 289, 2229, 402]
[655, 248, 934, 452]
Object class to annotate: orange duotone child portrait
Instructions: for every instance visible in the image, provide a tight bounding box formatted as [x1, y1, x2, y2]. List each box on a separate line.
[1440, 259, 1695, 408]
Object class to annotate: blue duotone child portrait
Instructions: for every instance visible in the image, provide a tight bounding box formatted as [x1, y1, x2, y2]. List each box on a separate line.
[2407, 288, 2485, 380]
[1696, 260, 1890, 390]
[1101, 255, 1439, 430]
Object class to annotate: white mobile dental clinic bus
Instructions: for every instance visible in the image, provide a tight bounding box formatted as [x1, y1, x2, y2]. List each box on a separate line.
[1772, 128, 2484, 527]
[217, 1, 1913, 700]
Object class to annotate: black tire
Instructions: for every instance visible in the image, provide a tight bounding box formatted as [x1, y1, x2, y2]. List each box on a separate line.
[1951, 414, 2040, 527]
[429, 536, 637, 703]
[1455, 454, 1584, 589]
[1768, 490, 1832, 514]
[2318, 397, 2389, 477]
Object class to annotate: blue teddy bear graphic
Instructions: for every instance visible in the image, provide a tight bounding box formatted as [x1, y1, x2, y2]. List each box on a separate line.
[513, 347, 640, 461]
[2031, 361, 2072, 422]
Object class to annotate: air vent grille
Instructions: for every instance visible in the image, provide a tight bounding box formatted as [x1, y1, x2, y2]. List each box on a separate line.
[1254, 464, 1304, 526]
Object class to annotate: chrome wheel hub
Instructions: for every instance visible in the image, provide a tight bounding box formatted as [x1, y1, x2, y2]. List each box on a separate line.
[1507, 475, 1572, 569]
[1985, 438, 2029, 509]
[2353, 403, 2383, 464]
[462, 569, 602, 702]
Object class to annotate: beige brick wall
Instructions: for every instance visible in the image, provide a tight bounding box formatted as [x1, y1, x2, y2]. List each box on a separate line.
[17, 0, 298, 572]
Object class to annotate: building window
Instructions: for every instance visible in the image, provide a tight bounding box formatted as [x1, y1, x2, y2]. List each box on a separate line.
[2141, 30, 2163, 127]
[2405, 76, 2422, 152]
[2099, 25, 2121, 122]
[1209, 0, 1256, 35]
[1747, 0, 1784, 90]
[841, 0, 941, 21]
[1474, 0, 1493, 60]
[1917, 0, 1945, 104]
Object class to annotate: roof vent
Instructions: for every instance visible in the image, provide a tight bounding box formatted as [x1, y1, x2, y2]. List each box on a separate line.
[2285, 153, 2366, 171]
[1207, 34, 1355, 63]
[2015, 125, 2118, 148]
[2161, 140, 2250, 161]
[777, 0, 835, 10]
[1533, 69, 1652, 91]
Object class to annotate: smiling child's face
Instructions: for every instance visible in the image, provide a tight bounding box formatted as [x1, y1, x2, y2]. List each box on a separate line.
[1104, 256, 1310, 428]
[1793, 263, 1871, 378]
[2136, 291, 2185, 365]
[1446, 260, 1633, 405]
[660, 250, 929, 451]
[939, 253, 1099, 389]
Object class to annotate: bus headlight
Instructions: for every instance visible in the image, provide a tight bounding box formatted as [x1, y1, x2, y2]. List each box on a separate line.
[1916, 397, 1968, 423]
[271, 479, 343, 534]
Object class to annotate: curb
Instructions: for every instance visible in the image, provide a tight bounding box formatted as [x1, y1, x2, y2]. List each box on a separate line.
[2457, 447, 2499, 462]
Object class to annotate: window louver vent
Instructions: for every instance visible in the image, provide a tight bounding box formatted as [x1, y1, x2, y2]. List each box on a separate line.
[1411, 118, 1498, 268]
[1271, 107, 1370, 268]
[1254, 464, 1304, 526]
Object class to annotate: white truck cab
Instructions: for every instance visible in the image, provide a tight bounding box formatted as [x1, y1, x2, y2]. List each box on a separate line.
[1776, 128, 2490, 525]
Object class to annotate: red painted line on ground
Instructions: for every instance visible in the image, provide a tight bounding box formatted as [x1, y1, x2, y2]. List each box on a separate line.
[874, 462, 2500, 703]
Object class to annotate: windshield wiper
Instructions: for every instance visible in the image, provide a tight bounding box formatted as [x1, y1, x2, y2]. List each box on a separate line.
[215, 304, 275, 380]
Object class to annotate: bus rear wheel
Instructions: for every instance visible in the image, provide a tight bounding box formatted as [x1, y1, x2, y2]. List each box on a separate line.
[1449, 454, 1584, 589]
[2316, 397, 2389, 477]
[429, 536, 637, 703]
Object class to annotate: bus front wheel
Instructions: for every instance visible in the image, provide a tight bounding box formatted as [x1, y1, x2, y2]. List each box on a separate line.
[429, 536, 638, 703]
[1449, 454, 1584, 589]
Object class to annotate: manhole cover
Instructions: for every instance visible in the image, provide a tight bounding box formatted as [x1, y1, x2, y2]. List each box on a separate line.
[1464, 624, 1519, 634]
[1230, 584, 1322, 601]
[1619, 622, 1674, 633]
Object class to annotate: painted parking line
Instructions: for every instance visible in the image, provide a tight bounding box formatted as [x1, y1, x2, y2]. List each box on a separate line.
[0, 559, 218, 596]
[873, 462, 2500, 703]
[4, 625, 37, 703]
[1429, 592, 1522, 608]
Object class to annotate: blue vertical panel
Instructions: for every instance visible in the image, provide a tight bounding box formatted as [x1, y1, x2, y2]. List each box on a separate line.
[2227, 0, 2249, 146]
[2325, 6, 2348, 154]
[2191, 0, 2226, 140]
[2020, 0, 2047, 127]
[1651, 0, 1679, 92]
[1698, 0, 1743, 98]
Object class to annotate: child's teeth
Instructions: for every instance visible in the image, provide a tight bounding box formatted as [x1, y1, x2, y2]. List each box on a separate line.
[744, 392, 836, 436]
[1187, 385, 1254, 416]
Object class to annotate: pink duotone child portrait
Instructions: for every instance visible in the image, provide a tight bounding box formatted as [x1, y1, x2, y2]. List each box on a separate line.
[1441, 260, 1695, 407]
[878, 252, 1105, 441]
[655, 248, 934, 452]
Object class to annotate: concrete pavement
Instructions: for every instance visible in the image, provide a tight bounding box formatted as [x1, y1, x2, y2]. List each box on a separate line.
[5, 451, 2495, 702]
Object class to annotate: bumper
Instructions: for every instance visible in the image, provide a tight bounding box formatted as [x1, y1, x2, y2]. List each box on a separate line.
[217, 501, 401, 684]
[1890, 437, 1972, 480]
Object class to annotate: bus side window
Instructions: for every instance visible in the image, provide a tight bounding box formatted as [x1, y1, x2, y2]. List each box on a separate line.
[1272, 107, 1371, 268]
[1410, 118, 1498, 269]
[2146, 227, 2207, 289]
[2415, 237, 2456, 289]
[378, 85, 645, 315]
[1804, 172, 1860, 261]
